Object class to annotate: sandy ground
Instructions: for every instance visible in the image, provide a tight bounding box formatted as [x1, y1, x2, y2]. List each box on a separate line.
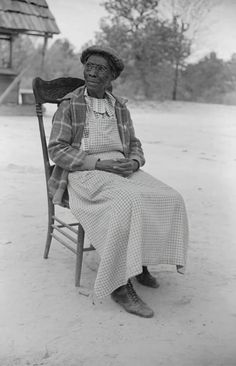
[0, 101, 236, 366]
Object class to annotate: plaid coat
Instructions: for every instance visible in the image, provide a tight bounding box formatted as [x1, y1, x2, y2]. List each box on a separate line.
[48, 85, 145, 206]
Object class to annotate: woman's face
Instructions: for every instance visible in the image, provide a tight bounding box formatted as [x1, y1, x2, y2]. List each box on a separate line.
[83, 54, 113, 98]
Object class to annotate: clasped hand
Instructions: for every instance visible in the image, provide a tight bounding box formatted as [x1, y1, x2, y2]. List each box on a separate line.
[95, 158, 139, 177]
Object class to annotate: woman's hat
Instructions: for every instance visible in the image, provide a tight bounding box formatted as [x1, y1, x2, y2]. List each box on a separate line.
[80, 45, 124, 79]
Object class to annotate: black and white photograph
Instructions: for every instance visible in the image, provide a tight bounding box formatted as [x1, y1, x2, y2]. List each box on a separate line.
[0, 0, 236, 365]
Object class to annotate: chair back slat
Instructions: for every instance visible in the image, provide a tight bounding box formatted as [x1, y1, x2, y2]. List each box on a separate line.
[32, 77, 85, 104]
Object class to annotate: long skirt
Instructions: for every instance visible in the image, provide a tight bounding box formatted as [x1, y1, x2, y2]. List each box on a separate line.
[68, 169, 188, 298]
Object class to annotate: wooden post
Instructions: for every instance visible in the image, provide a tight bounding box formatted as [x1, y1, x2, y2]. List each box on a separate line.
[40, 34, 48, 74]
[9, 35, 13, 68]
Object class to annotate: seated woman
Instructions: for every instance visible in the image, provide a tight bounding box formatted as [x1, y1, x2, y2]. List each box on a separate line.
[48, 45, 189, 318]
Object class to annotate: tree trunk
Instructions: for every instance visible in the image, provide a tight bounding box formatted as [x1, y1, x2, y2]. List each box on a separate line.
[172, 61, 179, 100]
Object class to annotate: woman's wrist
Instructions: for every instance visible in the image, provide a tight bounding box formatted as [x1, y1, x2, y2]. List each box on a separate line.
[132, 159, 139, 172]
[95, 159, 101, 170]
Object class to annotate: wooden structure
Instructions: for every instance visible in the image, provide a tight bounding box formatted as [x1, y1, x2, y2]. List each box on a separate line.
[0, 0, 60, 104]
[32, 77, 95, 287]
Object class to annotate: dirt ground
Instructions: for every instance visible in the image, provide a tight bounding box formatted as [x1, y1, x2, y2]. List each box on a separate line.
[0, 101, 236, 366]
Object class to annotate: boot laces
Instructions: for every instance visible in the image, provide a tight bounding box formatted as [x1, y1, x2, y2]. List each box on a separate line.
[127, 280, 140, 303]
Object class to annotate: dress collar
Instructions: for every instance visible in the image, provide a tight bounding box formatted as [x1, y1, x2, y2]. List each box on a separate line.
[84, 88, 116, 116]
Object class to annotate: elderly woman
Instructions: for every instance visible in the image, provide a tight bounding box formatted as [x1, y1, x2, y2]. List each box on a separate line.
[48, 45, 188, 318]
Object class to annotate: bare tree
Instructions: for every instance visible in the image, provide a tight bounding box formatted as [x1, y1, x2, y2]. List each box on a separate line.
[102, 0, 159, 32]
[98, 0, 191, 98]
[159, 0, 218, 99]
[159, 0, 216, 41]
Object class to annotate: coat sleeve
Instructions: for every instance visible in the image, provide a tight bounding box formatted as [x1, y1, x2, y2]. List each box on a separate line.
[48, 100, 98, 171]
[126, 108, 145, 167]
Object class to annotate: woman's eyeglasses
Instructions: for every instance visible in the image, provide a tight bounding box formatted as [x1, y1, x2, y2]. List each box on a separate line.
[85, 62, 109, 74]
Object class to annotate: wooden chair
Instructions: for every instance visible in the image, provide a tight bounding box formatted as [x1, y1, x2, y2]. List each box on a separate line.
[32, 77, 95, 287]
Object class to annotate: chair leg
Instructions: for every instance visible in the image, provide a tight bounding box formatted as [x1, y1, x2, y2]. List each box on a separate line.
[43, 199, 55, 259]
[75, 223, 85, 287]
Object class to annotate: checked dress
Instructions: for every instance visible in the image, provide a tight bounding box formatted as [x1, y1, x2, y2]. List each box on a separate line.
[67, 91, 189, 298]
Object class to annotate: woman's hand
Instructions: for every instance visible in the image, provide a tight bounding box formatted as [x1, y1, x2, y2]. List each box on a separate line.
[95, 158, 139, 177]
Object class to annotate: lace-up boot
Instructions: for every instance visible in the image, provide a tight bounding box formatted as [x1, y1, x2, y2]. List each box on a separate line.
[136, 266, 160, 288]
[111, 280, 154, 318]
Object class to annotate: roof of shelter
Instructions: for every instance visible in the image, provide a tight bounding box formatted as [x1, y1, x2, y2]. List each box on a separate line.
[0, 0, 60, 36]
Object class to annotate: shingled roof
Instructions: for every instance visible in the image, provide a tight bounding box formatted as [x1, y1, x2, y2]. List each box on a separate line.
[0, 0, 60, 37]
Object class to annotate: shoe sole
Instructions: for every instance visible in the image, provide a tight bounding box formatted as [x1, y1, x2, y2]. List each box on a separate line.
[136, 276, 160, 288]
[111, 295, 154, 318]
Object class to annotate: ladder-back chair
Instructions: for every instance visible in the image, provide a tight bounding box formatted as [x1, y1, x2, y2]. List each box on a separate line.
[32, 77, 95, 287]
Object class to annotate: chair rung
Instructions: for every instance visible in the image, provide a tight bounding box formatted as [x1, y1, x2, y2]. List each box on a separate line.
[83, 246, 96, 252]
[51, 233, 77, 254]
[57, 223, 79, 229]
[52, 216, 78, 234]
[51, 233, 95, 254]
[52, 224, 78, 245]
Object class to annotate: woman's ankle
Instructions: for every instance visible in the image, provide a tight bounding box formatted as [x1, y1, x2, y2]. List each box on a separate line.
[142, 266, 149, 274]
